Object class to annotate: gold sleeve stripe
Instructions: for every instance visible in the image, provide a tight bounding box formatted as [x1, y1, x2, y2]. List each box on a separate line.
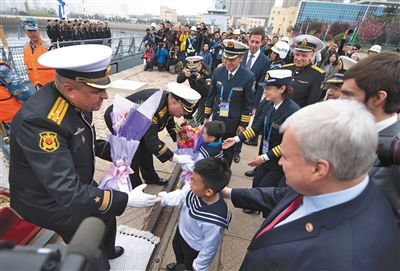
[243, 128, 256, 140]
[47, 97, 69, 125]
[158, 144, 168, 155]
[204, 107, 212, 114]
[158, 106, 168, 118]
[272, 145, 281, 157]
[99, 190, 111, 211]
[241, 115, 251, 122]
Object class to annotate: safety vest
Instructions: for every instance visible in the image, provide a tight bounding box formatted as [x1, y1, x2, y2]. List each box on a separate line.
[0, 62, 22, 123]
[23, 40, 56, 86]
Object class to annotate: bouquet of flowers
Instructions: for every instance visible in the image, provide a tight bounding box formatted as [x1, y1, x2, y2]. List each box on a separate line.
[173, 118, 205, 183]
[98, 90, 163, 192]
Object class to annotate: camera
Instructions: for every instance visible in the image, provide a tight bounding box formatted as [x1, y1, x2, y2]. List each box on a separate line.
[158, 42, 164, 49]
[348, 29, 354, 35]
[189, 67, 198, 80]
[377, 132, 400, 166]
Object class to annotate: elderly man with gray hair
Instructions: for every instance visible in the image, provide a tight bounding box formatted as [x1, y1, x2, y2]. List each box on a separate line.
[222, 99, 399, 270]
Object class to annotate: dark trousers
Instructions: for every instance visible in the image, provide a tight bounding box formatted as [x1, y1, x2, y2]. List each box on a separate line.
[172, 227, 199, 270]
[252, 165, 284, 188]
[222, 133, 236, 167]
[129, 138, 160, 188]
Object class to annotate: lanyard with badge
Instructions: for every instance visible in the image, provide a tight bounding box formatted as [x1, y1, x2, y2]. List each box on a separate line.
[219, 85, 234, 117]
[262, 114, 274, 154]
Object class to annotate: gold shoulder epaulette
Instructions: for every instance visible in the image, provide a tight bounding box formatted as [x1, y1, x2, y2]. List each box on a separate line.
[158, 106, 168, 118]
[311, 65, 325, 73]
[47, 97, 69, 125]
[282, 63, 295, 68]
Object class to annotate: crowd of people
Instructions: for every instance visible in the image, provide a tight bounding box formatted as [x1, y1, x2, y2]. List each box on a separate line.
[46, 17, 112, 42]
[1, 16, 400, 271]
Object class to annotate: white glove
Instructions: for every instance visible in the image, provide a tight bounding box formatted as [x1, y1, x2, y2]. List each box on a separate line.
[127, 184, 157, 208]
[172, 154, 193, 164]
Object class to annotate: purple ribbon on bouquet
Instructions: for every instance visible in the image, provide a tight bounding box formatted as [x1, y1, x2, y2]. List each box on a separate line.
[109, 159, 134, 183]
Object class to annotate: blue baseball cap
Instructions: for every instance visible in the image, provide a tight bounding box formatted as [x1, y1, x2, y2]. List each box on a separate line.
[22, 18, 38, 31]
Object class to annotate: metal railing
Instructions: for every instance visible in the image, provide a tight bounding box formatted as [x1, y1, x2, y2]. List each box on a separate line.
[1, 36, 143, 83]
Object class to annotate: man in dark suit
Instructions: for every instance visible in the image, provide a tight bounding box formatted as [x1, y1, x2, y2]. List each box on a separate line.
[204, 40, 255, 166]
[221, 99, 399, 270]
[233, 27, 271, 162]
[341, 51, 400, 233]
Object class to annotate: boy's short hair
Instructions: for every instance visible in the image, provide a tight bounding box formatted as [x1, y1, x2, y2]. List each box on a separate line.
[194, 158, 231, 192]
[204, 121, 225, 141]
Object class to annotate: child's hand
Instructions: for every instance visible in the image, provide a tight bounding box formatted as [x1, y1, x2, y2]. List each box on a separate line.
[145, 196, 162, 213]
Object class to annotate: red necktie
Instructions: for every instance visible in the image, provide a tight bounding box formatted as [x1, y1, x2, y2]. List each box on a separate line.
[256, 195, 304, 238]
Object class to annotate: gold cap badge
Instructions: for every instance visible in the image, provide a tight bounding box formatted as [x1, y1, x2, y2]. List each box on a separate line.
[227, 41, 234, 48]
[301, 38, 308, 47]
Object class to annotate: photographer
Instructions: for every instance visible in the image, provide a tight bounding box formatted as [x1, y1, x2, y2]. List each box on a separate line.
[142, 28, 156, 49]
[185, 26, 198, 57]
[177, 56, 212, 122]
[340, 51, 400, 233]
[155, 23, 164, 46]
[198, 26, 210, 54]
[211, 31, 223, 70]
[143, 43, 155, 71]
[156, 42, 169, 71]
[179, 25, 190, 67]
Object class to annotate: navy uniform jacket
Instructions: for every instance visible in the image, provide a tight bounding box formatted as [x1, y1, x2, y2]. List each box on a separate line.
[176, 63, 212, 98]
[239, 99, 300, 170]
[241, 51, 271, 109]
[369, 120, 400, 233]
[104, 89, 177, 163]
[283, 62, 325, 108]
[231, 181, 399, 270]
[204, 65, 255, 135]
[9, 82, 128, 232]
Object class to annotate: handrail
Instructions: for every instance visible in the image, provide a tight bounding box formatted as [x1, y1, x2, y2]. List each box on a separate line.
[0, 36, 142, 83]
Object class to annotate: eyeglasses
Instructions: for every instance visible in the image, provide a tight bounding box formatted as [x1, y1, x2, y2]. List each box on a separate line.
[352, 48, 358, 51]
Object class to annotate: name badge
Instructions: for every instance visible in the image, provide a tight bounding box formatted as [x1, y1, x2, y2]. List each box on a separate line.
[262, 139, 269, 154]
[219, 101, 230, 117]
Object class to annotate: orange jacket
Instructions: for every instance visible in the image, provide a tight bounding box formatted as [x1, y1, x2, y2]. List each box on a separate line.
[23, 40, 56, 86]
[0, 85, 22, 123]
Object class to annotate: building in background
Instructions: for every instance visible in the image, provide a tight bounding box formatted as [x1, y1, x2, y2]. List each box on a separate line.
[267, 6, 298, 36]
[160, 5, 178, 24]
[237, 17, 266, 32]
[295, 1, 387, 24]
[225, 0, 275, 27]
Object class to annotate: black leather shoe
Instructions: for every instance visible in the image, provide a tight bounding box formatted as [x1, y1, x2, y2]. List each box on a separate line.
[244, 169, 256, 177]
[166, 262, 176, 270]
[244, 139, 258, 146]
[242, 209, 260, 214]
[233, 153, 240, 163]
[147, 178, 168, 186]
[107, 246, 124, 259]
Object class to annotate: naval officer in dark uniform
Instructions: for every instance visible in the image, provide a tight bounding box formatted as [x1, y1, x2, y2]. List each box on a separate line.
[9, 45, 157, 269]
[104, 82, 200, 188]
[204, 40, 256, 166]
[283, 35, 325, 108]
[177, 55, 212, 123]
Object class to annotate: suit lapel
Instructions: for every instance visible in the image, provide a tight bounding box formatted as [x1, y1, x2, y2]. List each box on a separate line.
[248, 180, 377, 250]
